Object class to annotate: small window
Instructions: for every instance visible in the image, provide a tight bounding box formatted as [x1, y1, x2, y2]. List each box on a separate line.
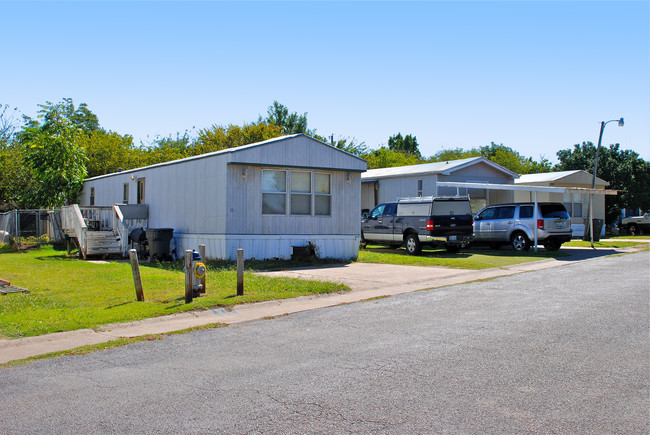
[137, 179, 145, 204]
[291, 171, 311, 215]
[314, 173, 331, 216]
[123, 183, 129, 204]
[572, 202, 582, 218]
[417, 179, 423, 197]
[89, 187, 95, 206]
[263, 170, 287, 214]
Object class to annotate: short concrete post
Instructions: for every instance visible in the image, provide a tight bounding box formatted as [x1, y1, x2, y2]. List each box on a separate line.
[129, 249, 145, 302]
[199, 244, 206, 293]
[184, 249, 193, 303]
[236, 248, 244, 296]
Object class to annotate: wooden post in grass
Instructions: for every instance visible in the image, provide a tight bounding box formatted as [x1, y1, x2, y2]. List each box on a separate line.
[129, 249, 145, 302]
[184, 250, 193, 303]
[237, 248, 244, 296]
[199, 244, 206, 293]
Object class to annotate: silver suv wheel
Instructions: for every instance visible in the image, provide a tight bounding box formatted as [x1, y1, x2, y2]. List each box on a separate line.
[511, 232, 530, 251]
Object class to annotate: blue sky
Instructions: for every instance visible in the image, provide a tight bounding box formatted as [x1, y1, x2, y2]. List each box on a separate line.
[2, 1, 648, 164]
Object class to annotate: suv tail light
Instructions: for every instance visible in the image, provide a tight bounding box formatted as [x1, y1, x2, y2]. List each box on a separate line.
[537, 219, 544, 230]
[427, 220, 434, 231]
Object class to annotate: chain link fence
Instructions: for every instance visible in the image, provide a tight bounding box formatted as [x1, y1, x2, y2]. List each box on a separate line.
[0, 209, 63, 245]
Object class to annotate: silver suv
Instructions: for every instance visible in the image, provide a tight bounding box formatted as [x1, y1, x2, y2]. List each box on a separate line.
[473, 202, 572, 251]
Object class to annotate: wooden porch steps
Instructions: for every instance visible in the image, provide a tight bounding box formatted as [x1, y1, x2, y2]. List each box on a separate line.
[86, 231, 123, 255]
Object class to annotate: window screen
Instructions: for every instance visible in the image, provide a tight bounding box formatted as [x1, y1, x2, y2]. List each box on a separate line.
[291, 171, 311, 215]
[263, 170, 287, 214]
[314, 173, 331, 216]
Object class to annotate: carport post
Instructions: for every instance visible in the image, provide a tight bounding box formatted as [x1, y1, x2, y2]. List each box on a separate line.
[533, 191, 538, 252]
[237, 248, 244, 296]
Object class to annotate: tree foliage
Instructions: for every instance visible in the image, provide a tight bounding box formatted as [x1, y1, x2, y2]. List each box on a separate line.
[78, 130, 136, 178]
[388, 133, 421, 158]
[556, 142, 650, 223]
[195, 123, 283, 154]
[363, 147, 421, 169]
[19, 101, 88, 208]
[261, 101, 313, 135]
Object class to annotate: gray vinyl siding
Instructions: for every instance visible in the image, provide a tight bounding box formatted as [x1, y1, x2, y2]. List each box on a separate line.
[226, 165, 361, 235]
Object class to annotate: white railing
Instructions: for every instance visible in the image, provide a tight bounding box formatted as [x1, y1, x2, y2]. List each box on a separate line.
[112, 204, 128, 256]
[60, 205, 88, 258]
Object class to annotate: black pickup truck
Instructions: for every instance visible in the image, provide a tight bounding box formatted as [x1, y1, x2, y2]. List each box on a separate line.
[361, 196, 474, 254]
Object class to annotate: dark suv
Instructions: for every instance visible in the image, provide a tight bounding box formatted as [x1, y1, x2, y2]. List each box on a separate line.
[473, 202, 573, 251]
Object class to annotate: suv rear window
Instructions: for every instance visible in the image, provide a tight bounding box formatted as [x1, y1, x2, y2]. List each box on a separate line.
[540, 204, 570, 219]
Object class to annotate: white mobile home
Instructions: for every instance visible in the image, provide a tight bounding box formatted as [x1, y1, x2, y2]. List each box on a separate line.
[79, 134, 367, 260]
[361, 157, 519, 214]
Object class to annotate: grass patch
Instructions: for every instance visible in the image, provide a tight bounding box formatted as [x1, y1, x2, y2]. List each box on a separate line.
[0, 245, 347, 339]
[357, 245, 566, 269]
[563, 240, 647, 248]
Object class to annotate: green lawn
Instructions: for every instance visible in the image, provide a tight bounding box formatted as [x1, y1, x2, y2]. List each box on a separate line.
[0, 245, 347, 339]
[357, 245, 567, 269]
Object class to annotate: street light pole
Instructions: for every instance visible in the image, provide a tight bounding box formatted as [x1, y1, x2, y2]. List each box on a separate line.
[588, 118, 624, 248]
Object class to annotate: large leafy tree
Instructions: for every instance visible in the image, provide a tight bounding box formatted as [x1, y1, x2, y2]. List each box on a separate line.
[19, 101, 88, 208]
[478, 142, 552, 174]
[363, 147, 421, 169]
[388, 133, 421, 158]
[1, 104, 32, 211]
[555, 142, 650, 223]
[261, 101, 313, 135]
[195, 123, 283, 154]
[78, 130, 136, 177]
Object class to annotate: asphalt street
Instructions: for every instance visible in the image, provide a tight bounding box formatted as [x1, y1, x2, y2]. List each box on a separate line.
[1, 251, 648, 433]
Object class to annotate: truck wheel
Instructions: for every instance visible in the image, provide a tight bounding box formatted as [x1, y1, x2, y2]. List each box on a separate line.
[628, 224, 640, 236]
[445, 245, 460, 253]
[511, 232, 530, 251]
[405, 233, 422, 255]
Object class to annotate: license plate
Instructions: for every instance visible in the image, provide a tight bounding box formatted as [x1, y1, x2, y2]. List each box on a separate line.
[554, 220, 565, 228]
[448, 235, 457, 241]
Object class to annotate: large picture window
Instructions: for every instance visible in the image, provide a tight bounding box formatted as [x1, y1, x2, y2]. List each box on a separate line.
[262, 170, 287, 214]
[262, 170, 332, 216]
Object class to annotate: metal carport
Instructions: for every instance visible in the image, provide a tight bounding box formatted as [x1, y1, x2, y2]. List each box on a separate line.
[437, 181, 618, 251]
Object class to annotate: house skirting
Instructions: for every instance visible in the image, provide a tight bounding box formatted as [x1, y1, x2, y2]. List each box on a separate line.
[172, 234, 361, 261]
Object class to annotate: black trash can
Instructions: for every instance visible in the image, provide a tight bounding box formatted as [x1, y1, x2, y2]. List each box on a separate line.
[146, 228, 174, 260]
[583, 219, 604, 242]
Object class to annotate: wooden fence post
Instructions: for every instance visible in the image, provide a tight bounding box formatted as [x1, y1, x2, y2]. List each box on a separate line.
[237, 248, 244, 296]
[199, 244, 206, 293]
[184, 250, 193, 303]
[129, 249, 145, 302]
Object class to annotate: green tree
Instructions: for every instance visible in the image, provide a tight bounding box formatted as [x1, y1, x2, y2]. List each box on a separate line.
[478, 142, 552, 174]
[363, 147, 421, 169]
[556, 142, 650, 223]
[261, 101, 312, 135]
[19, 101, 88, 208]
[388, 133, 421, 157]
[195, 123, 283, 154]
[78, 130, 136, 178]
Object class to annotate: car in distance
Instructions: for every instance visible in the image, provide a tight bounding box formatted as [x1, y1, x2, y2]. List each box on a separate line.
[472, 202, 572, 251]
[361, 196, 474, 254]
[621, 212, 649, 235]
